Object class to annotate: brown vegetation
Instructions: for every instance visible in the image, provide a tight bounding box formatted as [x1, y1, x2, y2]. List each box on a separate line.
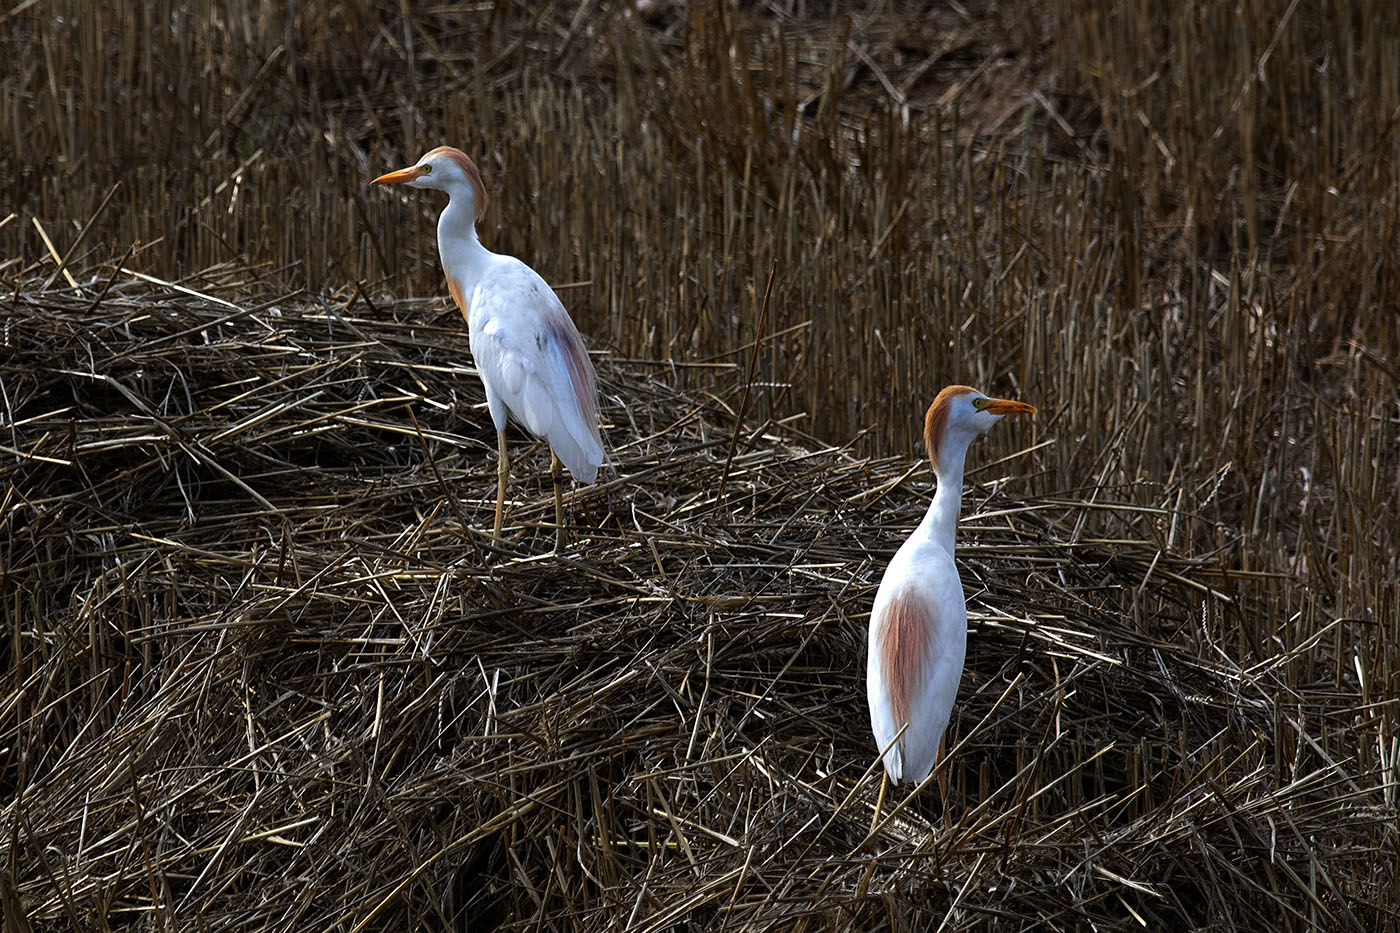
[1, 1, 1396, 929]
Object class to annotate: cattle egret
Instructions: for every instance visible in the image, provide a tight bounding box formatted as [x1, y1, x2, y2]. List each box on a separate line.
[867, 385, 1035, 809]
[373, 146, 604, 550]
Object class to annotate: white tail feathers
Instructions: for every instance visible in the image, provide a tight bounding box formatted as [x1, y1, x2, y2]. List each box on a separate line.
[549, 421, 604, 483]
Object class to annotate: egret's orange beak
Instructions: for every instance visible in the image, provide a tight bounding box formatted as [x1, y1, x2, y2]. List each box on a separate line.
[372, 165, 429, 185]
[982, 398, 1037, 415]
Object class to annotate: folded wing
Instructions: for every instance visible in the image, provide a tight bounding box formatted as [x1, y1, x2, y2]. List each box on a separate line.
[868, 583, 957, 784]
[460, 263, 604, 483]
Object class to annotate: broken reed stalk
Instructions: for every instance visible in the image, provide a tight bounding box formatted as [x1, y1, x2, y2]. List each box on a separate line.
[714, 260, 776, 514]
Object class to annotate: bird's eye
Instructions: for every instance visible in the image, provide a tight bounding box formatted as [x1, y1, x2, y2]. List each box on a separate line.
[421, 164, 432, 174]
[972, 397, 987, 410]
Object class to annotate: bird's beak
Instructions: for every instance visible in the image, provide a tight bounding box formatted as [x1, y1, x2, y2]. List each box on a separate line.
[372, 165, 429, 185]
[982, 397, 1037, 415]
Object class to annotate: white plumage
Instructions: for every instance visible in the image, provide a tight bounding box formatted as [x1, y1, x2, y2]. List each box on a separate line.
[867, 386, 1036, 793]
[867, 537, 967, 784]
[465, 257, 603, 482]
[373, 146, 603, 547]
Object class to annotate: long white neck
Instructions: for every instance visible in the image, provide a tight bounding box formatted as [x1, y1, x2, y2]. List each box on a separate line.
[436, 189, 492, 290]
[916, 437, 972, 555]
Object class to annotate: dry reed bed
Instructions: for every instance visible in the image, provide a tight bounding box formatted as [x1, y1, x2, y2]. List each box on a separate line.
[0, 272, 1392, 930]
[1, 0, 1398, 929]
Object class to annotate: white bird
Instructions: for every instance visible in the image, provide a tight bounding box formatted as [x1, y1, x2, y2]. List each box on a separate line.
[373, 146, 604, 549]
[867, 385, 1036, 804]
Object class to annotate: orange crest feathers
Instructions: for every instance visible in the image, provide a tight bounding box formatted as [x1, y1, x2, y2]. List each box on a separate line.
[426, 145, 489, 221]
[923, 385, 976, 472]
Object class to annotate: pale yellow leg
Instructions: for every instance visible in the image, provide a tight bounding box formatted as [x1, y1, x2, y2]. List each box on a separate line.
[856, 771, 889, 898]
[551, 451, 566, 551]
[870, 771, 888, 838]
[494, 430, 509, 543]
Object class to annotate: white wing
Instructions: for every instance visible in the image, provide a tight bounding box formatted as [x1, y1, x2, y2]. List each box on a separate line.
[867, 537, 968, 784]
[458, 258, 604, 482]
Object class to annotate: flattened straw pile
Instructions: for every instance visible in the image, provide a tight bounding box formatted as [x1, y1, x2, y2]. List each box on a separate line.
[1, 269, 1392, 929]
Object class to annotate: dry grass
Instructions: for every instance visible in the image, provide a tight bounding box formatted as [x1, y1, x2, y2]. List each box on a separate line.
[2, 1, 1397, 930]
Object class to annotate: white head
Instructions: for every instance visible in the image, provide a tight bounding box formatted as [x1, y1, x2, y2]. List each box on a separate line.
[372, 146, 489, 223]
[923, 385, 1036, 475]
